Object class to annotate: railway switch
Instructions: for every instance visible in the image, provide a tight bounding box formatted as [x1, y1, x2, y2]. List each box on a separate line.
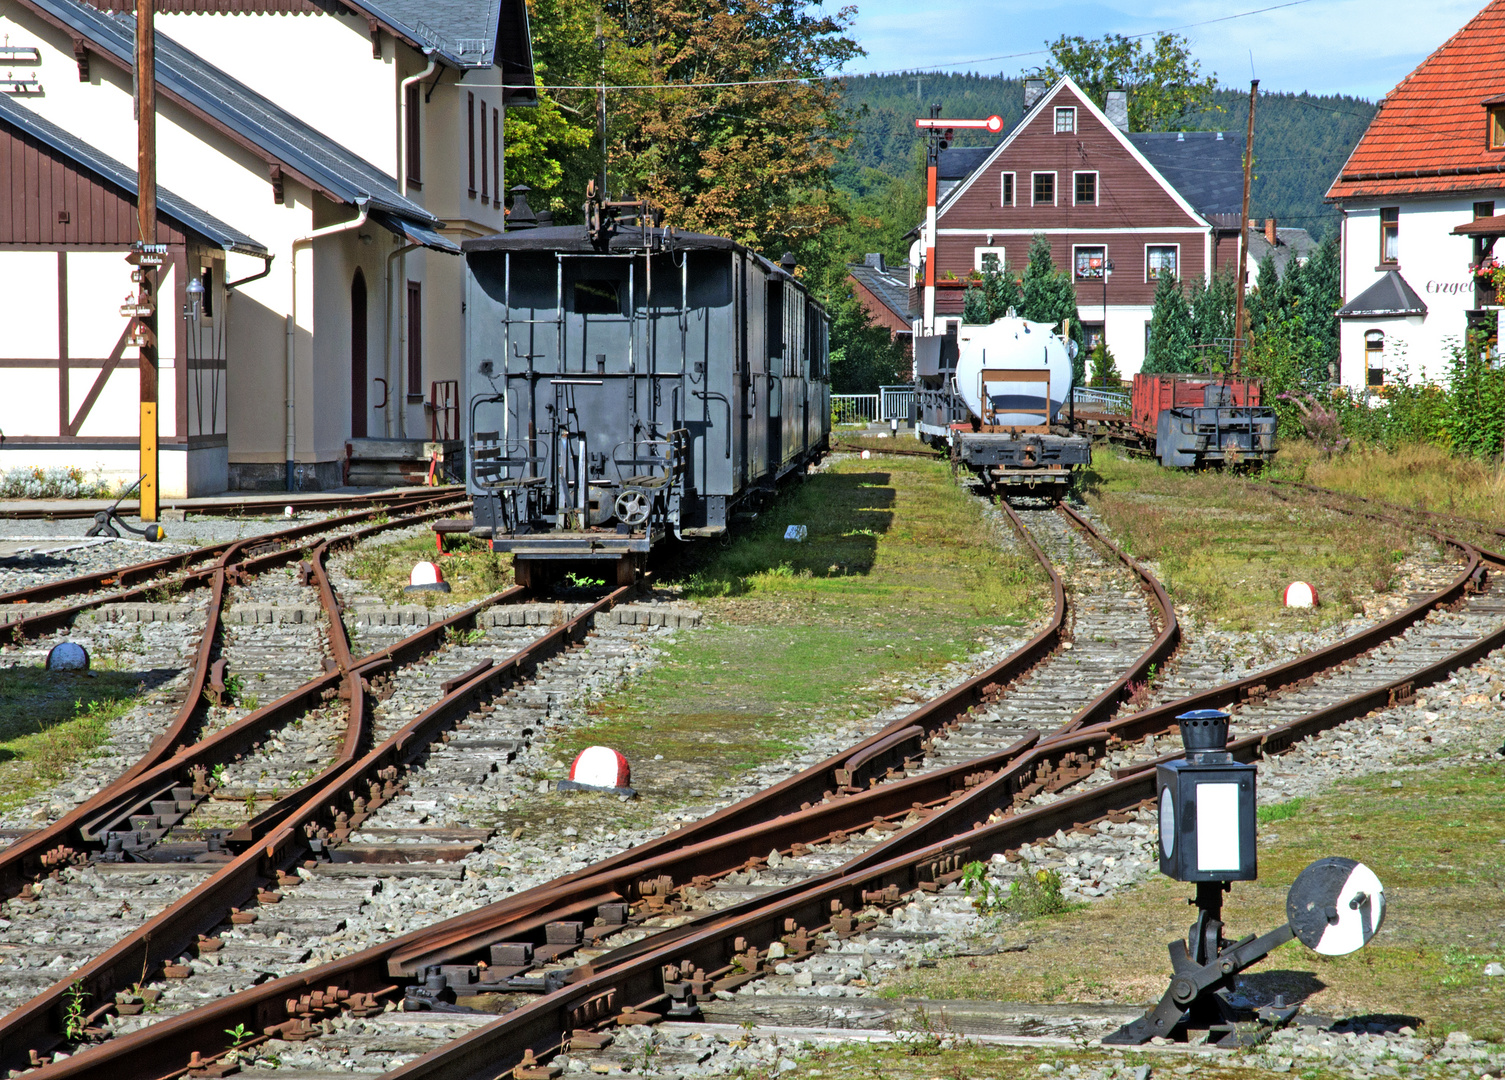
[1108, 710, 1386, 1047]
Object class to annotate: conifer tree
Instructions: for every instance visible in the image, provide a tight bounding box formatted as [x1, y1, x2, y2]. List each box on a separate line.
[1189, 270, 1237, 367]
[1019, 235, 1085, 383]
[981, 255, 1021, 319]
[1143, 273, 1196, 373]
[1247, 251, 1280, 339]
[962, 285, 990, 325]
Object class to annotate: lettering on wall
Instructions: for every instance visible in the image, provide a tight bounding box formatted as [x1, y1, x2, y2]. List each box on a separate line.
[1425, 280, 1474, 295]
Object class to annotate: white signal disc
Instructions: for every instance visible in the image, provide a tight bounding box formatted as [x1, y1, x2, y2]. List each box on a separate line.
[1287, 857, 1386, 956]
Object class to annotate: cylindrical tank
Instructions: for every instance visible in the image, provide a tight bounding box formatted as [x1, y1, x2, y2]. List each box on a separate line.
[954, 317, 1073, 425]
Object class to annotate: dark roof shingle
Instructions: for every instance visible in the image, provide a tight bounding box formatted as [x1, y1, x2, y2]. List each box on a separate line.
[1337, 270, 1428, 317]
[1127, 132, 1245, 218]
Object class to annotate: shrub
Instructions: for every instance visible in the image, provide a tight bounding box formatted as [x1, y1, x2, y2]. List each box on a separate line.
[0, 466, 116, 500]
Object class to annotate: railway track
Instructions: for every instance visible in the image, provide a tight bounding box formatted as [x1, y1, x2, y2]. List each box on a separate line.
[6, 486, 1505, 1078]
[0, 488, 467, 523]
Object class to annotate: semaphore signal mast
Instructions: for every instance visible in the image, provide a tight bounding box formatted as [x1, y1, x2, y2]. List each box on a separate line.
[914, 109, 1004, 337]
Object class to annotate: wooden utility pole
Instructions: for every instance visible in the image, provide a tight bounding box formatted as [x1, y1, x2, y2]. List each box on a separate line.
[135, 0, 159, 521]
[1232, 78, 1258, 375]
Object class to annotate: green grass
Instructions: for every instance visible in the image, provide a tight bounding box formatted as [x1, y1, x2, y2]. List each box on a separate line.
[1080, 450, 1416, 631]
[1257, 797, 1308, 825]
[0, 666, 143, 812]
[880, 758, 1505, 1042]
[548, 456, 1045, 806]
[346, 534, 513, 605]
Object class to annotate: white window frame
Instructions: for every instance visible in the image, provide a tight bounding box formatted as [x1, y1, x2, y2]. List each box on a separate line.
[1365, 329, 1386, 386]
[974, 246, 1007, 273]
[1072, 244, 1108, 281]
[1073, 170, 1099, 207]
[1032, 171, 1057, 207]
[1000, 172, 1016, 207]
[1054, 106, 1076, 134]
[1145, 243, 1181, 282]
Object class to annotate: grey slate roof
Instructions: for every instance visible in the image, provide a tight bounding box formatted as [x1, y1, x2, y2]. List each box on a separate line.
[1127, 132, 1246, 218]
[357, 0, 535, 100]
[31, 0, 458, 250]
[0, 94, 266, 255]
[1248, 226, 1319, 279]
[847, 254, 912, 325]
[1337, 271, 1428, 318]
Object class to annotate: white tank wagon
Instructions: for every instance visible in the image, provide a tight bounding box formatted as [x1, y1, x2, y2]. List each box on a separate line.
[914, 316, 1092, 497]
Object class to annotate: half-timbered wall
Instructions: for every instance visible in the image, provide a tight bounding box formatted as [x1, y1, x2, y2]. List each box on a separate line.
[0, 114, 230, 497]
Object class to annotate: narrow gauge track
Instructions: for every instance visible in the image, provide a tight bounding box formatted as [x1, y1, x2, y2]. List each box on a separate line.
[0, 487, 466, 523]
[0, 489, 466, 644]
[14, 494, 1505, 1079]
[0, 497, 1180, 1076]
[0, 506, 647, 1072]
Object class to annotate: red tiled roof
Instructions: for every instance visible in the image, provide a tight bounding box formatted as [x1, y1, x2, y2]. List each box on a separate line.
[1328, 0, 1505, 201]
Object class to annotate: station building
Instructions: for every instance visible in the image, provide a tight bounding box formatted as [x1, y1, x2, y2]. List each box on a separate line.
[1328, 0, 1505, 390]
[0, 0, 534, 496]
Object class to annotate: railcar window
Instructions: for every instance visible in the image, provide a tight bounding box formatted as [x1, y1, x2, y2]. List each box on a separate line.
[767, 280, 785, 358]
[573, 279, 623, 315]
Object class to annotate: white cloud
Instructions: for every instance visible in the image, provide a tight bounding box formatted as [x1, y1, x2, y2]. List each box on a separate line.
[842, 0, 1484, 99]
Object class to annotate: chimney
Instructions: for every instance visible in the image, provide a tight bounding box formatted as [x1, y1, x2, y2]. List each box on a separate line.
[864, 253, 887, 271]
[1024, 78, 1046, 110]
[1265, 217, 1278, 246]
[1105, 90, 1128, 132]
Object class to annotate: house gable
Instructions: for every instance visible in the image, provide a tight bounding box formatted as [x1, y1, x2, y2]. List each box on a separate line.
[937, 77, 1208, 230]
[1328, 0, 1505, 201]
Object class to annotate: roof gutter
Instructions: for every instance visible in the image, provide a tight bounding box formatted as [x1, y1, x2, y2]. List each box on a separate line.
[225, 251, 274, 292]
[287, 198, 371, 491]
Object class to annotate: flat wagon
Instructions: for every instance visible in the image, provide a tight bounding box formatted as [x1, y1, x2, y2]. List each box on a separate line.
[1073, 372, 1278, 469]
[458, 199, 830, 585]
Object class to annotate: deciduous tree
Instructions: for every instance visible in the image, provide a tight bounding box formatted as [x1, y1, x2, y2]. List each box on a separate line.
[1033, 32, 1218, 132]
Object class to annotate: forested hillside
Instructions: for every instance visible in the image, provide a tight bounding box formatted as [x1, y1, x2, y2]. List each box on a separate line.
[835, 74, 1376, 241]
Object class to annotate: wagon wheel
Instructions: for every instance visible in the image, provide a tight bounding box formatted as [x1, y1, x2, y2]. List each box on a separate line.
[615, 489, 652, 527]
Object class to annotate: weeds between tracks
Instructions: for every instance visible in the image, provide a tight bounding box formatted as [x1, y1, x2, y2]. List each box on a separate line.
[553, 454, 1047, 804]
[0, 667, 146, 811]
[1081, 451, 1416, 631]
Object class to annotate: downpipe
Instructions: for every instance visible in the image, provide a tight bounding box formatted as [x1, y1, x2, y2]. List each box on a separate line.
[287, 198, 371, 491]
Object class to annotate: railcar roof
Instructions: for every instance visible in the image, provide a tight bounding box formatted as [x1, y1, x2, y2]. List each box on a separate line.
[464, 226, 830, 300]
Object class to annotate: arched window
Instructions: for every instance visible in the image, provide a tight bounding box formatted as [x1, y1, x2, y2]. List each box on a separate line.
[1364, 330, 1384, 387]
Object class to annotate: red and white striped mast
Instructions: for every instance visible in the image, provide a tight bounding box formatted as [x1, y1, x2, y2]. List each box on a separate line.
[914, 110, 1003, 337]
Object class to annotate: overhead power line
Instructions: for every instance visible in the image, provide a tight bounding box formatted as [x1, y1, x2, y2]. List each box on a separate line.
[463, 0, 1325, 93]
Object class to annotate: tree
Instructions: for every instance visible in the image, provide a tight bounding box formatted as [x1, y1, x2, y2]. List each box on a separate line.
[510, 0, 861, 253]
[1033, 33, 1218, 132]
[828, 290, 908, 394]
[1018, 235, 1086, 383]
[1143, 273, 1196, 373]
[1304, 239, 1342, 382]
[1246, 251, 1280, 339]
[1088, 341, 1121, 387]
[961, 254, 1020, 325]
[1189, 270, 1237, 368]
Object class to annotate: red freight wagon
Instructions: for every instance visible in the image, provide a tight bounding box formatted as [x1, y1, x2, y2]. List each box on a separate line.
[1129, 372, 1277, 468]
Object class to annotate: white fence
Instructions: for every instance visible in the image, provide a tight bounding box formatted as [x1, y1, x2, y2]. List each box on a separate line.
[879, 385, 914, 422]
[831, 394, 880, 425]
[832, 387, 915, 426]
[1071, 386, 1130, 415]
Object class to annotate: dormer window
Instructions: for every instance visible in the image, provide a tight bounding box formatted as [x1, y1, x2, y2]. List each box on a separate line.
[1055, 107, 1076, 134]
[1491, 105, 1505, 149]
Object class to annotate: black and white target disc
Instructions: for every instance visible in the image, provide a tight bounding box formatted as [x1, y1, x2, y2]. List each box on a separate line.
[1287, 857, 1386, 956]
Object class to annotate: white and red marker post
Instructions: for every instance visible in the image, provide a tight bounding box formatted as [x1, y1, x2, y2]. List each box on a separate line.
[913, 112, 1004, 336]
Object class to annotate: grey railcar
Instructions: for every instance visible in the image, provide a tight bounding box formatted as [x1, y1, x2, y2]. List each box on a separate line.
[461, 226, 830, 585]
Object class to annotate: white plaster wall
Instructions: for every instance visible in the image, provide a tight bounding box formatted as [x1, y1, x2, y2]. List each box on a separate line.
[68, 252, 138, 359]
[1338, 314, 1429, 391]
[1, 252, 58, 359]
[1102, 304, 1154, 376]
[1340, 194, 1505, 385]
[156, 10, 397, 176]
[0, 370, 56, 438]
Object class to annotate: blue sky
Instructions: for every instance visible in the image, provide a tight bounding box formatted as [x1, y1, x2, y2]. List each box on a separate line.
[840, 0, 1483, 101]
